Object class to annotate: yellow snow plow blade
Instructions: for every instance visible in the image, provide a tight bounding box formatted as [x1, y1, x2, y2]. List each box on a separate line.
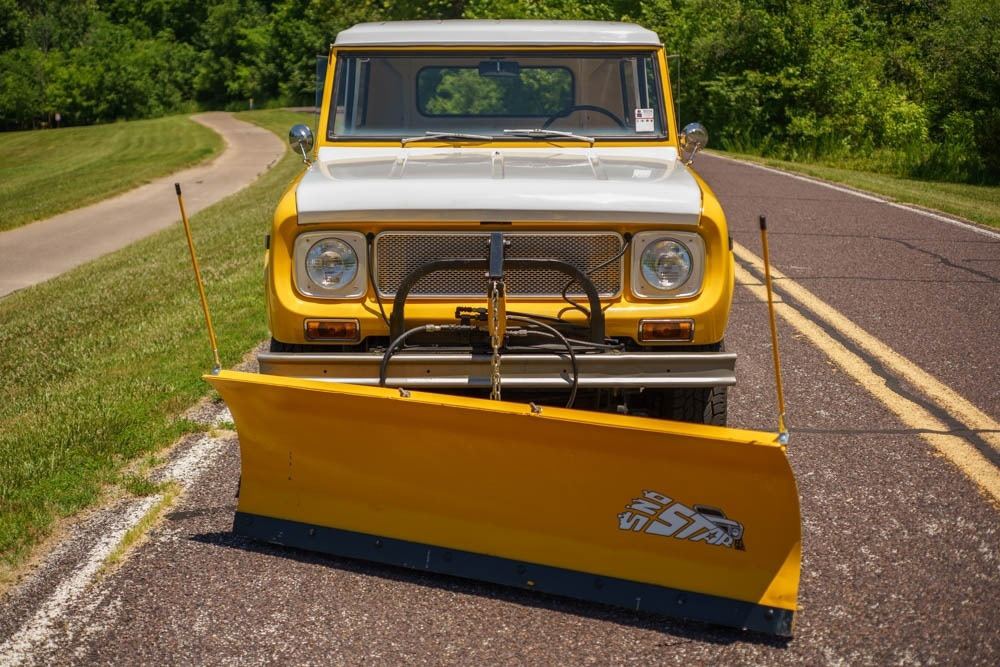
[207, 370, 800, 635]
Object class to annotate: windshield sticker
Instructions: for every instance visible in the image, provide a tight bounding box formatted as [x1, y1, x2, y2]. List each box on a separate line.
[618, 489, 746, 550]
[634, 108, 655, 132]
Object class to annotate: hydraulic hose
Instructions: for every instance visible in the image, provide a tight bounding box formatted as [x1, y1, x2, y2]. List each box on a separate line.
[378, 319, 580, 409]
[379, 324, 475, 387]
[507, 315, 579, 408]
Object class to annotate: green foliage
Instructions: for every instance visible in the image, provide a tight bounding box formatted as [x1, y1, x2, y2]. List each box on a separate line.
[0, 0, 27, 50]
[920, 0, 999, 180]
[58, 16, 193, 122]
[379, 0, 466, 20]
[464, 0, 628, 20]
[193, 0, 269, 107]
[419, 67, 573, 116]
[639, 0, 998, 183]
[104, 0, 212, 43]
[0, 47, 49, 127]
[1, 0, 997, 181]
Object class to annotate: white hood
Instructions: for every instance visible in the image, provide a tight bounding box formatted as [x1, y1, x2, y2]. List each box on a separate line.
[296, 146, 703, 225]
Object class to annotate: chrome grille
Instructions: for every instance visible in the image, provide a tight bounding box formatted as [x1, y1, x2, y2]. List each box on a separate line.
[374, 232, 624, 298]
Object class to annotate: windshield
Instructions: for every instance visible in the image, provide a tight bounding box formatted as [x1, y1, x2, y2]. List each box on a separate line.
[328, 51, 667, 142]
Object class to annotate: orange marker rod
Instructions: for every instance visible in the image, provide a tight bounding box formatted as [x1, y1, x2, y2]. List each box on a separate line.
[175, 183, 221, 374]
[759, 215, 788, 443]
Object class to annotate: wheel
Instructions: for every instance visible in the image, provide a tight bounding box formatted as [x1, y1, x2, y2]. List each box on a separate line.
[670, 385, 727, 426]
[542, 105, 628, 129]
[628, 341, 729, 425]
[633, 385, 728, 426]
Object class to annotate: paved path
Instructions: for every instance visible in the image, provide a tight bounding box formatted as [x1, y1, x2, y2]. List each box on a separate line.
[0, 112, 285, 298]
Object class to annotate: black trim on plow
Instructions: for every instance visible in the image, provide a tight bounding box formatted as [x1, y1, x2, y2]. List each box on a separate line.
[234, 512, 794, 636]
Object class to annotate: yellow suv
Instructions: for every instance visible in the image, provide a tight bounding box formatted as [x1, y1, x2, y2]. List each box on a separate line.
[260, 20, 735, 424]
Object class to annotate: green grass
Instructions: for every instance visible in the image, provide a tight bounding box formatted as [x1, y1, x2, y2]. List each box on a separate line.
[0, 116, 224, 232]
[717, 151, 1000, 229]
[0, 110, 304, 570]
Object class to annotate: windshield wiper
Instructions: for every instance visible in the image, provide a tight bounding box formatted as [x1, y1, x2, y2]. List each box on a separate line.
[503, 128, 595, 145]
[401, 131, 493, 146]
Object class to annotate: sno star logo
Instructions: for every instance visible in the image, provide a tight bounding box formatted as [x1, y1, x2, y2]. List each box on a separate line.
[618, 490, 746, 550]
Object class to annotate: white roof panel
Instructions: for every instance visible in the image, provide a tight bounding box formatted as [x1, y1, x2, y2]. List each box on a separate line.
[333, 20, 662, 47]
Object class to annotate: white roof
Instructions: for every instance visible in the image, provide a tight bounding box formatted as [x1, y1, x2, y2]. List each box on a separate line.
[333, 20, 662, 47]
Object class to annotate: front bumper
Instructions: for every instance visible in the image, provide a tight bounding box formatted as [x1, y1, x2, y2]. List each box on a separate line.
[257, 350, 736, 389]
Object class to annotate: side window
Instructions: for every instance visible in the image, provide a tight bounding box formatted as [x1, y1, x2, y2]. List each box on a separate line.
[643, 58, 661, 112]
[417, 66, 573, 116]
[330, 57, 370, 137]
[620, 56, 663, 134]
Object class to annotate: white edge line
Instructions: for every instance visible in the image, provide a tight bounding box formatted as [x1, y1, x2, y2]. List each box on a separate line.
[0, 496, 160, 664]
[0, 434, 226, 665]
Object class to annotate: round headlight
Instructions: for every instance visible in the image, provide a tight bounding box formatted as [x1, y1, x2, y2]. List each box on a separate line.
[305, 238, 358, 290]
[640, 240, 692, 290]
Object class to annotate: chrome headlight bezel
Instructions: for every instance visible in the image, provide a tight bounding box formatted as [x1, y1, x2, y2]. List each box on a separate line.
[630, 231, 705, 298]
[293, 231, 367, 298]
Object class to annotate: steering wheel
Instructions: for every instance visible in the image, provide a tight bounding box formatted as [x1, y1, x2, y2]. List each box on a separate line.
[542, 105, 628, 130]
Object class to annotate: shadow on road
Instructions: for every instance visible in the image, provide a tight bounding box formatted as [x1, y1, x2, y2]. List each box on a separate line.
[188, 529, 793, 648]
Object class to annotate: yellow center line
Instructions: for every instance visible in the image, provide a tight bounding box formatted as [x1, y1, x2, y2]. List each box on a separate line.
[732, 242, 1000, 506]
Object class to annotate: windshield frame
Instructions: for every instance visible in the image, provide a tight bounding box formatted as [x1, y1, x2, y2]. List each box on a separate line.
[325, 48, 671, 144]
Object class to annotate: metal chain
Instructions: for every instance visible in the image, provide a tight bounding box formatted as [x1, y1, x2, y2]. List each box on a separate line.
[489, 280, 501, 400]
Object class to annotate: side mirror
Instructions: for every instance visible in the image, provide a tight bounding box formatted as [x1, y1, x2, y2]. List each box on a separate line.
[679, 122, 709, 165]
[288, 124, 314, 164]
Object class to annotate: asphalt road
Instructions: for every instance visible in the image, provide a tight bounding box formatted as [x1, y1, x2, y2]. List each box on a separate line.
[1, 152, 997, 665]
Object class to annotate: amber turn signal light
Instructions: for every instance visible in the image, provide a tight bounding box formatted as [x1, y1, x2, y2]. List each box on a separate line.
[638, 319, 694, 342]
[305, 319, 360, 341]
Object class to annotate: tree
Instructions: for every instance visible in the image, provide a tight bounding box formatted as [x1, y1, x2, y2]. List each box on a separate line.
[0, 0, 994, 182]
[192, 0, 276, 107]
[921, 0, 999, 181]
[0, 47, 47, 128]
[0, 0, 26, 51]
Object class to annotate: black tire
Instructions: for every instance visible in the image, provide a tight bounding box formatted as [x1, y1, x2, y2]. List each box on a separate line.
[631, 340, 729, 425]
[637, 385, 728, 426]
[671, 385, 728, 426]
